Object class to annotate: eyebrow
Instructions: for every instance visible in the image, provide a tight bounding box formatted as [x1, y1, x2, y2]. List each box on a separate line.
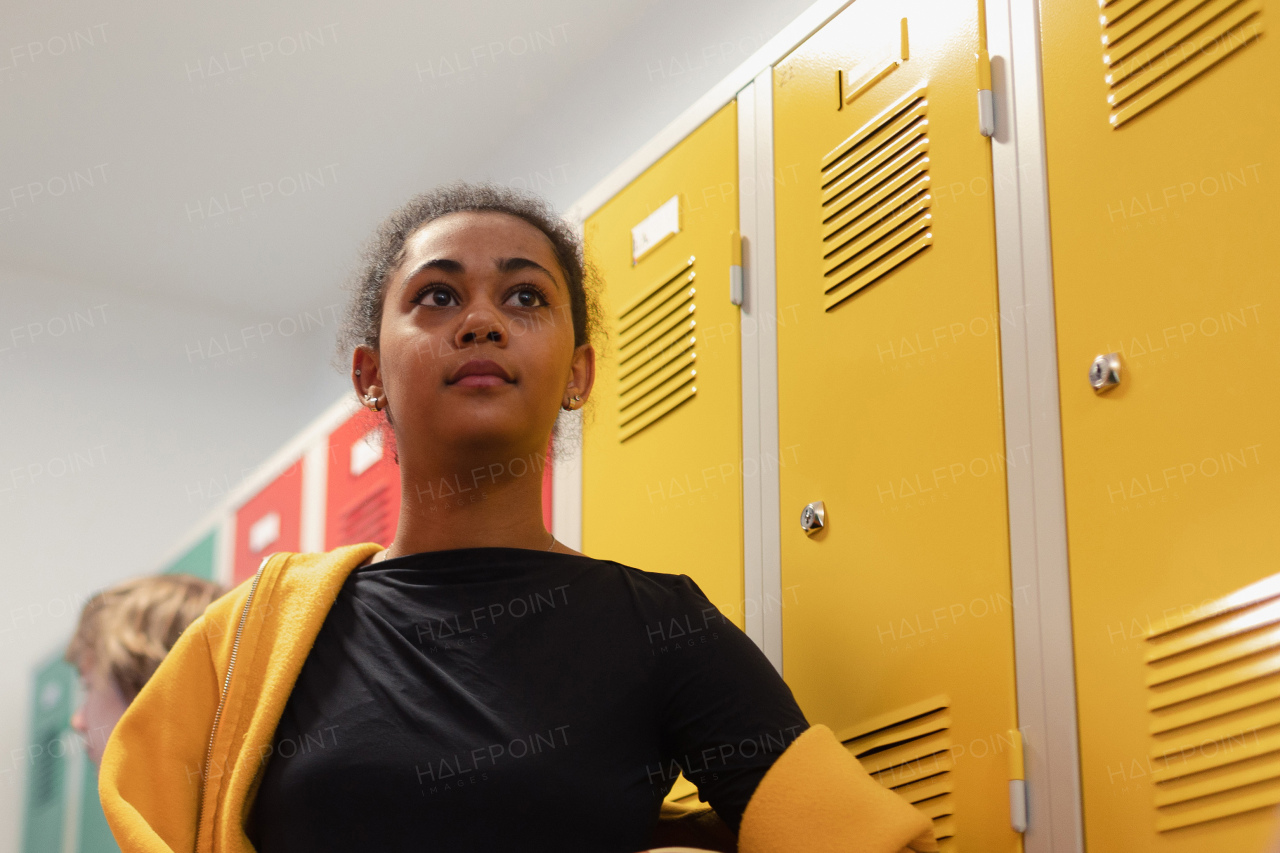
[401, 258, 464, 284]
[496, 256, 561, 289]
[401, 256, 561, 291]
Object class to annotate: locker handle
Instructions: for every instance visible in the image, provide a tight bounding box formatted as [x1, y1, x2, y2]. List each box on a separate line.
[1008, 728, 1028, 833]
[976, 0, 995, 137]
[729, 229, 744, 306]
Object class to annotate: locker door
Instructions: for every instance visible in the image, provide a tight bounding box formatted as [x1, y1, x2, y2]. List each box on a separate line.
[21, 657, 77, 853]
[162, 531, 216, 581]
[582, 103, 743, 625]
[75, 757, 119, 853]
[1040, 0, 1279, 847]
[325, 413, 401, 550]
[233, 459, 303, 582]
[774, 2, 1020, 849]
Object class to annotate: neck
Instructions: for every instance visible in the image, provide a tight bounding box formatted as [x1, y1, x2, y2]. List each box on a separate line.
[387, 443, 554, 558]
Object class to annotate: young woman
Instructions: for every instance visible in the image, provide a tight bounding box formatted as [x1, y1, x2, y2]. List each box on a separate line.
[99, 184, 935, 853]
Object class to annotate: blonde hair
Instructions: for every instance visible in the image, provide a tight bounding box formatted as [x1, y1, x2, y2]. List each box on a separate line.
[66, 574, 224, 702]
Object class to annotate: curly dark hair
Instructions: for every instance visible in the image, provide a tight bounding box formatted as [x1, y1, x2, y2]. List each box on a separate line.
[336, 181, 603, 365]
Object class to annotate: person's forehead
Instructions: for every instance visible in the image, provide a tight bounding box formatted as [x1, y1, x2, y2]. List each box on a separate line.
[406, 211, 555, 258]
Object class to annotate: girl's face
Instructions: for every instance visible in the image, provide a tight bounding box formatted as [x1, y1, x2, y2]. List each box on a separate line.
[356, 211, 593, 470]
[70, 657, 129, 767]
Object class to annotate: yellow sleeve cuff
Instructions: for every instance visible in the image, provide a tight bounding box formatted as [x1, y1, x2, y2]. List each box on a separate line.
[738, 724, 938, 853]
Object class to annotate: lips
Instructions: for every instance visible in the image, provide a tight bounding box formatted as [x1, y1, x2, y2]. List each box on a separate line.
[447, 359, 514, 387]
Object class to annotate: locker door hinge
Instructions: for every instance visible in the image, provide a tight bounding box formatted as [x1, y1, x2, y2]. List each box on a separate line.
[976, 0, 995, 137]
[729, 229, 744, 306]
[1008, 728, 1028, 832]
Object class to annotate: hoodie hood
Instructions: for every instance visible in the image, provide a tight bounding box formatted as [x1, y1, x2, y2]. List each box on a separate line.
[100, 544, 381, 853]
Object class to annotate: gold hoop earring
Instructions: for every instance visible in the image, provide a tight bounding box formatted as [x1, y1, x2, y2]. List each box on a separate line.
[365, 395, 380, 412]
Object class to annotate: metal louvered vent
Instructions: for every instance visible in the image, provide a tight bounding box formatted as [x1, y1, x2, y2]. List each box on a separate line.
[1146, 572, 1280, 831]
[839, 695, 956, 845]
[341, 485, 394, 547]
[1101, 0, 1265, 128]
[819, 86, 932, 312]
[615, 255, 697, 442]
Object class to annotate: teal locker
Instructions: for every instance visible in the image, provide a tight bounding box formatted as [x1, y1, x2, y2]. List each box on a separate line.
[76, 759, 118, 853]
[163, 531, 216, 581]
[21, 655, 77, 853]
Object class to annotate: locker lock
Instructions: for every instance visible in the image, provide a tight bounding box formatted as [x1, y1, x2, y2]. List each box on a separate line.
[1089, 352, 1122, 393]
[801, 501, 826, 535]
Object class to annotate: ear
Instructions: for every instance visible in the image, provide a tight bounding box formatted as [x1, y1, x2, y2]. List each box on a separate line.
[566, 343, 596, 407]
[352, 346, 384, 402]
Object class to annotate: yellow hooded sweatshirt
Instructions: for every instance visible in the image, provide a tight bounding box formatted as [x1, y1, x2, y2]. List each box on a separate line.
[99, 544, 937, 853]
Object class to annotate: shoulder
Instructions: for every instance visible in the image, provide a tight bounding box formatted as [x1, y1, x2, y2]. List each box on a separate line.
[197, 543, 382, 637]
[582, 556, 715, 598]
[577, 557, 727, 627]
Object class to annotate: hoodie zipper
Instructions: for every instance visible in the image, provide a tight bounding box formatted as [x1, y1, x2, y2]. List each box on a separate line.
[196, 554, 272, 848]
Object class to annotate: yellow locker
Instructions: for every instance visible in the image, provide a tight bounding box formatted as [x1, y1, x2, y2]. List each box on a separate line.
[773, 1, 1020, 849]
[1040, 0, 1279, 847]
[582, 103, 744, 627]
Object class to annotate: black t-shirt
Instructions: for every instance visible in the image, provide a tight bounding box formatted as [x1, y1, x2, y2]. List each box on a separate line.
[246, 547, 809, 853]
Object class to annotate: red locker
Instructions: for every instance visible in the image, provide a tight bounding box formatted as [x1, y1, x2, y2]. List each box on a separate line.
[325, 413, 401, 551]
[324, 411, 555, 551]
[233, 459, 303, 583]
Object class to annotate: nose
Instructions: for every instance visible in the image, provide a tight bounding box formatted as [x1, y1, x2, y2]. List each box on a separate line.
[461, 328, 502, 344]
[455, 302, 507, 348]
[70, 704, 87, 735]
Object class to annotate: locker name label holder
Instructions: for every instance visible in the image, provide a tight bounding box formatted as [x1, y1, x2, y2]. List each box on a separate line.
[836, 11, 994, 137]
[351, 428, 384, 477]
[631, 195, 680, 264]
[249, 511, 281, 553]
[838, 18, 910, 109]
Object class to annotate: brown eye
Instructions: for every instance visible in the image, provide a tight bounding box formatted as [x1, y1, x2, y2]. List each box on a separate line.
[507, 287, 547, 308]
[415, 286, 458, 307]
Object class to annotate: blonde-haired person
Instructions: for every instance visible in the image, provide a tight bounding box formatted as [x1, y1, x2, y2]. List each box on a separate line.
[66, 574, 224, 766]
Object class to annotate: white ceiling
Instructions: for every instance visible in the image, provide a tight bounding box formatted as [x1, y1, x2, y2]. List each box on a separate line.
[1, 0, 812, 319]
[0, 0, 816, 843]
